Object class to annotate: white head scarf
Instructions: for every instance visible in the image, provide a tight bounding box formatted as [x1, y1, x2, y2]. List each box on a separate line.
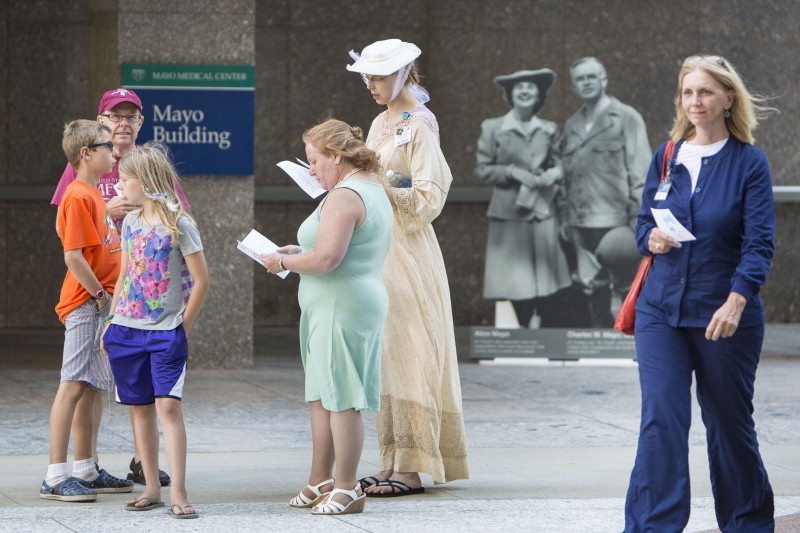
[348, 50, 430, 104]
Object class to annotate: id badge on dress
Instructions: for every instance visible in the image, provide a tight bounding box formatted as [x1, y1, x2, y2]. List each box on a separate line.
[394, 126, 412, 147]
[654, 176, 672, 201]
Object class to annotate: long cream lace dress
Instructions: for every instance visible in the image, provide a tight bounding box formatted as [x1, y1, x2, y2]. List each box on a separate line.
[366, 105, 469, 484]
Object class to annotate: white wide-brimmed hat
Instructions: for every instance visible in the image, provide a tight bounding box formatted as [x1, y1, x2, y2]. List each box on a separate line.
[346, 39, 421, 75]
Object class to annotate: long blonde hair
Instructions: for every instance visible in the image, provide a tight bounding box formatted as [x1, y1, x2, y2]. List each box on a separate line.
[118, 142, 194, 240]
[670, 55, 776, 144]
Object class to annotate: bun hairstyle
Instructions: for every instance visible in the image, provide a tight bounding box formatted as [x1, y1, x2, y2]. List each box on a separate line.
[118, 142, 195, 240]
[671, 55, 777, 144]
[302, 119, 382, 176]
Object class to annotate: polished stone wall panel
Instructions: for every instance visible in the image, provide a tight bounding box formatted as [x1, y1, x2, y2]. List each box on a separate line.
[763, 205, 800, 322]
[0, 202, 6, 327]
[434, 203, 495, 326]
[255, 24, 290, 186]
[8, 19, 88, 186]
[119, 0, 254, 15]
[117, 14, 254, 64]
[11, 0, 86, 21]
[695, 0, 799, 184]
[287, 0, 426, 28]
[253, 201, 308, 327]
[0, 3, 8, 187]
[179, 177, 254, 367]
[5, 204, 65, 328]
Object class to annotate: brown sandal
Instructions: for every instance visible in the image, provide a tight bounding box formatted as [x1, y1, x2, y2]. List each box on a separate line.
[126, 457, 171, 486]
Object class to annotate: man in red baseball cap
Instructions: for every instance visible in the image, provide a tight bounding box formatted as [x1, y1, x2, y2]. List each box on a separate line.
[51, 88, 189, 225]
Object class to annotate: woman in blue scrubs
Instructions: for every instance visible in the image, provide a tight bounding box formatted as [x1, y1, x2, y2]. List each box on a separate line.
[623, 55, 777, 533]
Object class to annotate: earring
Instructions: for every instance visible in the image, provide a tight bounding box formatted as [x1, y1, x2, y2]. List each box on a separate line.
[724, 109, 731, 118]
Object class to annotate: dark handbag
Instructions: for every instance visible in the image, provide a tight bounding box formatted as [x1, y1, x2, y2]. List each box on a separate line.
[613, 140, 676, 335]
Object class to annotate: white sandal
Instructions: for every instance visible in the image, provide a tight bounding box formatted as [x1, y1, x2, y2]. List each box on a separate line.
[289, 478, 334, 508]
[311, 485, 365, 515]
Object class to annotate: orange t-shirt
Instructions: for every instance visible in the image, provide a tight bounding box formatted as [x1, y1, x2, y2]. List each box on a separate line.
[55, 180, 122, 323]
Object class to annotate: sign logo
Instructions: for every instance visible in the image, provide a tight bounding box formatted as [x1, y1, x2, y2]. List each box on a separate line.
[122, 63, 254, 175]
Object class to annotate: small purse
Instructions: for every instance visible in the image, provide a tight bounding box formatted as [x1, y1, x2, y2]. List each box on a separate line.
[613, 140, 676, 335]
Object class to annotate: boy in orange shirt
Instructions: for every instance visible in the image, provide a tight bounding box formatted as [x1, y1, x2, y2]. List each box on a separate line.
[40, 120, 132, 501]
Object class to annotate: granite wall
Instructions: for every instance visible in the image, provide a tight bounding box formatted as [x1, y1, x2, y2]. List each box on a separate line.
[1, 1, 798, 357]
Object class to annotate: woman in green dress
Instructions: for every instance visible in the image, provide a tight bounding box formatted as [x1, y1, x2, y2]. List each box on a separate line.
[261, 119, 393, 515]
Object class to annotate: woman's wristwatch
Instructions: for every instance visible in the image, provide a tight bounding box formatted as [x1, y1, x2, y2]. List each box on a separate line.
[92, 289, 107, 301]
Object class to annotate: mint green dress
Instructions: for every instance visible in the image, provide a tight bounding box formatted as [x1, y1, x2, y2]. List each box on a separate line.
[297, 179, 394, 412]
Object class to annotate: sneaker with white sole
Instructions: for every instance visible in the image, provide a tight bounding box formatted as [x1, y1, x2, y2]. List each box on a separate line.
[40, 477, 98, 502]
[78, 468, 134, 493]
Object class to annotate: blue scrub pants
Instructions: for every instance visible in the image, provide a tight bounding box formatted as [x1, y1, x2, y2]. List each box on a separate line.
[623, 311, 774, 533]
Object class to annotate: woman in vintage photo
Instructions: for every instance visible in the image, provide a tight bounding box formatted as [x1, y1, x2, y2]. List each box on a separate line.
[475, 69, 571, 328]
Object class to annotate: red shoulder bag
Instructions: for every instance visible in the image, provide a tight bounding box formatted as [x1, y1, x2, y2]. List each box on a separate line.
[613, 140, 676, 335]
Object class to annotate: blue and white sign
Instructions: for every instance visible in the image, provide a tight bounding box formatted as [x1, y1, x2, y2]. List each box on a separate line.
[123, 64, 254, 175]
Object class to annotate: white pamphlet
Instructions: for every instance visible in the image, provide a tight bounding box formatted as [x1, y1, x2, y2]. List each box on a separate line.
[276, 160, 326, 198]
[650, 208, 697, 242]
[236, 229, 290, 278]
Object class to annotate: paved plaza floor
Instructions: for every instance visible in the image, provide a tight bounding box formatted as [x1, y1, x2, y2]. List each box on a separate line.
[0, 325, 798, 532]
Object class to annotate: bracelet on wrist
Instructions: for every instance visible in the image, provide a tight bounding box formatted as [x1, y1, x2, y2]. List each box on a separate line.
[103, 314, 114, 325]
[279, 256, 286, 272]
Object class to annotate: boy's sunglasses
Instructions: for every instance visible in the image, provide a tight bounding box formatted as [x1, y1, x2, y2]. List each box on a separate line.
[87, 141, 114, 152]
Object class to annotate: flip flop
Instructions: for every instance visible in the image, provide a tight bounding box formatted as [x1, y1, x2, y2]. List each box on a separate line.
[365, 479, 425, 498]
[358, 476, 382, 491]
[125, 497, 165, 511]
[168, 503, 199, 519]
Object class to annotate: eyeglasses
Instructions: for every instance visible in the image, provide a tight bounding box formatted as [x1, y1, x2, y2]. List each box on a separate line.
[361, 74, 388, 84]
[101, 113, 143, 124]
[87, 141, 114, 152]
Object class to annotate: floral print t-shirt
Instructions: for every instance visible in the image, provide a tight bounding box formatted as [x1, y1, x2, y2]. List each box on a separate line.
[111, 212, 203, 330]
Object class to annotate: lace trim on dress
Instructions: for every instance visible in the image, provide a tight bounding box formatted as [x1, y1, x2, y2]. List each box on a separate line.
[393, 188, 418, 232]
[378, 394, 469, 461]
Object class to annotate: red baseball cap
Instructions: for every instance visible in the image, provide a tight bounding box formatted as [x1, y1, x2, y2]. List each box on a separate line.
[97, 88, 142, 114]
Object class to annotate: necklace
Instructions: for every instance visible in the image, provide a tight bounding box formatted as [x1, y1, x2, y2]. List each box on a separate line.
[339, 168, 362, 184]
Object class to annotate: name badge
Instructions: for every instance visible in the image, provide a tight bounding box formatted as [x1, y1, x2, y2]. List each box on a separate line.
[654, 175, 672, 201]
[394, 127, 412, 146]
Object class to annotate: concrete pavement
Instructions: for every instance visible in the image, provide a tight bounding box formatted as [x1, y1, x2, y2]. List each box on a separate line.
[0, 325, 798, 532]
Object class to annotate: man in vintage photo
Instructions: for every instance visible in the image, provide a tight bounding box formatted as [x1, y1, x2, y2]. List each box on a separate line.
[560, 57, 651, 327]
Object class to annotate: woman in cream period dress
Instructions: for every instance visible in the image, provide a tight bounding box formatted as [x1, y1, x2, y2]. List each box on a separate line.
[347, 39, 469, 496]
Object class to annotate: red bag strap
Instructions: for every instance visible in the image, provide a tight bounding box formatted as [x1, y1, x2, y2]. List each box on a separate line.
[661, 140, 676, 179]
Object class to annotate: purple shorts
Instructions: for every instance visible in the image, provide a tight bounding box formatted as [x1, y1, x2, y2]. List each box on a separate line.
[104, 324, 188, 405]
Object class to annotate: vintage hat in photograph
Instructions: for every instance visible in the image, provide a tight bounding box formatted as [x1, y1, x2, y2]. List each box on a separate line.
[97, 88, 142, 114]
[346, 39, 422, 75]
[493, 69, 556, 95]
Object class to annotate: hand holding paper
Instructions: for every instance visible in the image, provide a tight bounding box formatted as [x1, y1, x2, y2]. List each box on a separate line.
[237, 229, 290, 278]
[651, 208, 696, 242]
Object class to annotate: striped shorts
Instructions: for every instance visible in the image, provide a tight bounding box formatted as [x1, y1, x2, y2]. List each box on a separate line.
[61, 299, 114, 391]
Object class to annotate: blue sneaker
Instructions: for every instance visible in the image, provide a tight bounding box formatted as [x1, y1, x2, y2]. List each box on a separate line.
[78, 468, 134, 493]
[40, 477, 98, 502]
